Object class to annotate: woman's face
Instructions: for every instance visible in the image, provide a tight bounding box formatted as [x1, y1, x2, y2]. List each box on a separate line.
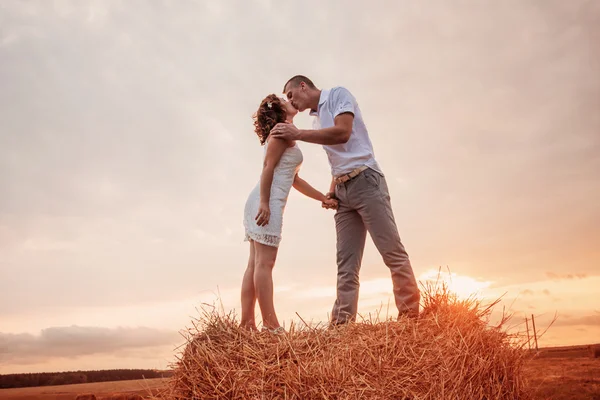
[281, 98, 298, 120]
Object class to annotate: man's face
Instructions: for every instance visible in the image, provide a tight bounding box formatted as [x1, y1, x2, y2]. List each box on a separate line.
[284, 82, 310, 112]
[281, 98, 298, 120]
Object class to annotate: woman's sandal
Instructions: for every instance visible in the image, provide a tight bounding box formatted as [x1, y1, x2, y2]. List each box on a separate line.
[261, 326, 285, 335]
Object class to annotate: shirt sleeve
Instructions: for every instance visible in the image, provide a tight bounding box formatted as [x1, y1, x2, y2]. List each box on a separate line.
[331, 87, 356, 118]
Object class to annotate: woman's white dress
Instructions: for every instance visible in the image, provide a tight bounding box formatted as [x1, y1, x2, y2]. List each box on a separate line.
[244, 141, 303, 247]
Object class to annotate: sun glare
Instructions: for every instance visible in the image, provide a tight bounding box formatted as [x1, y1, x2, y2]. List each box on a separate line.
[419, 269, 492, 299]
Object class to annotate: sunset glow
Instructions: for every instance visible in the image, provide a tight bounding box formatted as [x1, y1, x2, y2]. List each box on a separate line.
[419, 269, 493, 299]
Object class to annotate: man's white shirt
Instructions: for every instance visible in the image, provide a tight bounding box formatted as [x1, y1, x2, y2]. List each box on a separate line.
[310, 87, 382, 177]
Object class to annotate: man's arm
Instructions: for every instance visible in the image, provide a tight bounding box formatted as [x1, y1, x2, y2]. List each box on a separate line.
[270, 113, 353, 145]
[271, 86, 357, 145]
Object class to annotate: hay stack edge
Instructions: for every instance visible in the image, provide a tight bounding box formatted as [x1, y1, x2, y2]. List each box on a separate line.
[155, 284, 531, 399]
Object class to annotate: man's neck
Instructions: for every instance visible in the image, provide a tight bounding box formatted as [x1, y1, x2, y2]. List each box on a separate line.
[309, 89, 322, 113]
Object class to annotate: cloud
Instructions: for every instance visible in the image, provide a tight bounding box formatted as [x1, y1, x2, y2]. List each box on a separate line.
[554, 314, 600, 327]
[0, 326, 180, 365]
[545, 272, 588, 281]
[521, 289, 534, 296]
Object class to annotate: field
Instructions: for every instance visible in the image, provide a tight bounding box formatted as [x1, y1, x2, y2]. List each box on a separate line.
[525, 357, 600, 399]
[1, 353, 598, 399]
[0, 378, 167, 400]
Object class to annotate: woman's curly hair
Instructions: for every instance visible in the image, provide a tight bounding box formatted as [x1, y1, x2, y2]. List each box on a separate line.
[253, 94, 287, 145]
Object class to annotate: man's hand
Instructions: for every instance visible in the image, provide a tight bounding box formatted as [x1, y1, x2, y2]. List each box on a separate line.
[270, 122, 301, 141]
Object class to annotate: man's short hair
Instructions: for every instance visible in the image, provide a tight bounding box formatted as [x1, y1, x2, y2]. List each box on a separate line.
[283, 75, 317, 92]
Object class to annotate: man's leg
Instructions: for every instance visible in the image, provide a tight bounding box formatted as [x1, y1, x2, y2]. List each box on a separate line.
[331, 202, 367, 325]
[353, 169, 420, 318]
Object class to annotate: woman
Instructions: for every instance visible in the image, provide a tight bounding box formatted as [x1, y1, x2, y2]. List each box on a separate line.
[241, 94, 338, 333]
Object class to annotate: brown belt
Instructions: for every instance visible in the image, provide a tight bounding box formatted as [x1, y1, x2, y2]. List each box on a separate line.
[334, 166, 368, 185]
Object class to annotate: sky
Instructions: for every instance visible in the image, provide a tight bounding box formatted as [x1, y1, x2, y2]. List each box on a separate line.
[1, 0, 599, 374]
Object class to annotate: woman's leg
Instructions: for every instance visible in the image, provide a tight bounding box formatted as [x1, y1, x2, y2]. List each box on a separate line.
[253, 241, 280, 329]
[240, 241, 257, 330]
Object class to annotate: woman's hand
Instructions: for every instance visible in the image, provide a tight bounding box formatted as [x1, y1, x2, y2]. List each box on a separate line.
[255, 202, 270, 226]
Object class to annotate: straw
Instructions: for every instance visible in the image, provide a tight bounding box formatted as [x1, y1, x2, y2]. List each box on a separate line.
[156, 281, 530, 400]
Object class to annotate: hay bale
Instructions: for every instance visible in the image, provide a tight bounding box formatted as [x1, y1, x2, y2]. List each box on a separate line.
[160, 285, 529, 399]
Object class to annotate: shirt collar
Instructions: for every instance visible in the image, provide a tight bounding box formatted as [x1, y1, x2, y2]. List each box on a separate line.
[309, 89, 329, 116]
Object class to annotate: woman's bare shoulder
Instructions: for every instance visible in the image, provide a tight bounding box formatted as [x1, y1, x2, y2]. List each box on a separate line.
[266, 136, 294, 148]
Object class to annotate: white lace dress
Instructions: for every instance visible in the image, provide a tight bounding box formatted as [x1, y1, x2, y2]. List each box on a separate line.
[244, 141, 303, 247]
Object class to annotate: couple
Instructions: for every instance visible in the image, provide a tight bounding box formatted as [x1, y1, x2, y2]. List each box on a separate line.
[241, 75, 420, 333]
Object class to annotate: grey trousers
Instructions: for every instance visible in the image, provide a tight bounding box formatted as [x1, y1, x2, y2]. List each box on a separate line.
[331, 167, 420, 324]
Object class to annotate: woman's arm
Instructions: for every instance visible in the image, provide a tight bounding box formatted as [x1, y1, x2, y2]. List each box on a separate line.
[256, 138, 289, 226]
[293, 174, 328, 202]
[293, 174, 339, 209]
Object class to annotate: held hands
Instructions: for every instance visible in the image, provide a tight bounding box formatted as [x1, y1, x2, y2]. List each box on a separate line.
[321, 192, 339, 210]
[255, 202, 270, 226]
[270, 122, 300, 141]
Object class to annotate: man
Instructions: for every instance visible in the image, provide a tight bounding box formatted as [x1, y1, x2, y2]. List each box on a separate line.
[270, 75, 420, 324]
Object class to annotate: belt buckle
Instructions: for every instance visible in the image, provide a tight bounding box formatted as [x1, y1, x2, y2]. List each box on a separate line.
[335, 167, 363, 185]
[335, 174, 348, 185]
